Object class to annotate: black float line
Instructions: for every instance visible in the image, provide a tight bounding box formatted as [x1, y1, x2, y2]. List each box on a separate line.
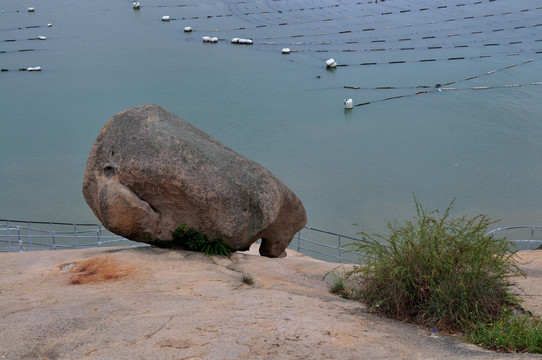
[353, 81, 542, 107]
[331, 54, 539, 68]
[0, 48, 35, 54]
[344, 59, 538, 108]
[159, 2, 541, 38]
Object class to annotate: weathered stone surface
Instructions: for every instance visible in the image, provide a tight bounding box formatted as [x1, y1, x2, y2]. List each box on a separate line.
[82, 104, 306, 257]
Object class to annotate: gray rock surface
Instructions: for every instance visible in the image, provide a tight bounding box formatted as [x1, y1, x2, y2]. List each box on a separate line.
[82, 104, 306, 257]
[2, 246, 540, 359]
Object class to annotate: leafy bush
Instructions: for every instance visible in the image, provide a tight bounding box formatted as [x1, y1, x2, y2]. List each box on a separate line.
[465, 307, 542, 353]
[346, 198, 524, 332]
[171, 224, 230, 256]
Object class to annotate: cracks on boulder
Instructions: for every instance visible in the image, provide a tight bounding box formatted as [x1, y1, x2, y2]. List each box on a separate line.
[143, 315, 175, 341]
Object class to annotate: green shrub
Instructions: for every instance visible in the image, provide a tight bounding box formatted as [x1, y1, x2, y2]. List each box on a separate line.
[171, 224, 230, 256]
[465, 308, 542, 353]
[346, 198, 524, 333]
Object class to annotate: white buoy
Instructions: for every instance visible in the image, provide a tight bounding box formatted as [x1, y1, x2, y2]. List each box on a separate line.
[281, 48, 291, 54]
[203, 36, 218, 43]
[47, 23, 52, 27]
[38, 36, 46, 40]
[231, 38, 252, 45]
[161, 15, 170, 21]
[184, 26, 192, 32]
[27, 7, 35, 12]
[133, 2, 141, 9]
[27, 66, 41, 71]
[326, 58, 337, 68]
[344, 98, 353, 109]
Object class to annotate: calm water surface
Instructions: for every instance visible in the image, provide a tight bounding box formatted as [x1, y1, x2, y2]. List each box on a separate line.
[1, 0, 541, 238]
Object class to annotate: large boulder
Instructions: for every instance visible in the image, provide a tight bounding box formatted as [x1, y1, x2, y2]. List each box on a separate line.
[82, 104, 306, 257]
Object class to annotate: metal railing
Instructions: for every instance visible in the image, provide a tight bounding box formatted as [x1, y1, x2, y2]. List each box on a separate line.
[0, 219, 146, 252]
[290, 226, 364, 263]
[485, 225, 542, 251]
[1, 219, 540, 263]
[0, 219, 363, 262]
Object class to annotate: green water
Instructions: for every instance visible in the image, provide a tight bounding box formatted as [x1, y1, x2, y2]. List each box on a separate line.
[1, 0, 541, 239]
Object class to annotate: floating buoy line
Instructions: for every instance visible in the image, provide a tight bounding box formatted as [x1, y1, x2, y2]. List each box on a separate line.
[1, 36, 46, 42]
[318, 52, 542, 69]
[0, 48, 37, 54]
[1, 66, 42, 72]
[0, 6, 50, 73]
[230, 22, 541, 48]
[153, 5, 541, 40]
[340, 81, 542, 93]
[1, 7, 38, 13]
[252, 27, 542, 52]
[149, 0, 538, 23]
[153, 3, 541, 61]
[348, 81, 542, 108]
[0, 24, 52, 32]
[2, 0, 539, 77]
[331, 59, 537, 91]
[339, 59, 540, 108]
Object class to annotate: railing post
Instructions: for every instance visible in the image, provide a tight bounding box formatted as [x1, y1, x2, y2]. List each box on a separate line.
[49, 222, 56, 250]
[531, 226, 535, 250]
[27, 221, 32, 251]
[17, 227, 22, 251]
[7, 220, 12, 252]
[98, 226, 103, 247]
[338, 236, 342, 263]
[297, 229, 301, 252]
[74, 224, 79, 248]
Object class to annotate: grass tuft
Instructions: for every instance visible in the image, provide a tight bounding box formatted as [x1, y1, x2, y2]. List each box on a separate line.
[169, 224, 231, 256]
[465, 308, 542, 353]
[242, 273, 254, 286]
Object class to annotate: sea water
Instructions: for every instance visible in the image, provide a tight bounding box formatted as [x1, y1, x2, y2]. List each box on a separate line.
[1, 0, 541, 240]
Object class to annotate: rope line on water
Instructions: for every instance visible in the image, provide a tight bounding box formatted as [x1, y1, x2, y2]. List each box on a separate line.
[353, 81, 541, 107]
[325, 53, 541, 68]
[339, 61, 537, 92]
[0, 48, 35, 54]
[0, 66, 41, 72]
[157, 5, 541, 38]
[343, 59, 539, 108]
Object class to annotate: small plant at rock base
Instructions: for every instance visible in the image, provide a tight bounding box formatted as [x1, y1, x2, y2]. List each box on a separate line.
[329, 277, 350, 298]
[202, 238, 231, 256]
[242, 273, 254, 286]
[170, 224, 230, 256]
[324, 267, 363, 300]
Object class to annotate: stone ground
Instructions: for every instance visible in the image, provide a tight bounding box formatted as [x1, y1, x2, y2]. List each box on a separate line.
[1, 246, 541, 360]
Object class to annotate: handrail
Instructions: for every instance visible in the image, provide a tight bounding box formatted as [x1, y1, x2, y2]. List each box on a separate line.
[2, 219, 541, 262]
[0, 219, 145, 252]
[485, 225, 542, 251]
